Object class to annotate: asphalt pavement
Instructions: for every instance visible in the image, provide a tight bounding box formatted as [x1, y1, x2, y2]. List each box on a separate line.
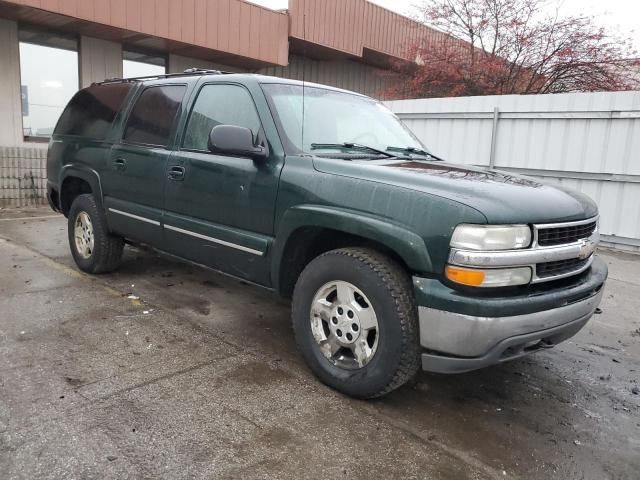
[1, 207, 638, 479]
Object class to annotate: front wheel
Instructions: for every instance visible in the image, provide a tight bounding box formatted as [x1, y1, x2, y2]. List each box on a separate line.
[68, 194, 124, 273]
[291, 248, 420, 398]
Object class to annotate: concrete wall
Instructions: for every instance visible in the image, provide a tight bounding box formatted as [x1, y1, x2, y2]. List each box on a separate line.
[0, 146, 47, 207]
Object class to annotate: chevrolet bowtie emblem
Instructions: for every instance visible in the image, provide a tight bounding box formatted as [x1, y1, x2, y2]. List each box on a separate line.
[578, 239, 596, 259]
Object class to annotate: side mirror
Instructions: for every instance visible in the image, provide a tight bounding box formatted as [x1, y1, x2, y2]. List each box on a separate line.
[207, 125, 268, 160]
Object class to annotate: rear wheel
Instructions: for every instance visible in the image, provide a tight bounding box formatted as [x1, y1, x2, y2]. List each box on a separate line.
[292, 247, 420, 398]
[68, 194, 124, 273]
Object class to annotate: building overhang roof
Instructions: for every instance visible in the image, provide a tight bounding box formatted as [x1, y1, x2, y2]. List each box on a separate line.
[0, 0, 438, 69]
[0, 0, 289, 68]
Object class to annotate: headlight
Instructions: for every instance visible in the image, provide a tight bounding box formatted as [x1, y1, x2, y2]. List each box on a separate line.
[450, 224, 531, 251]
[445, 265, 532, 287]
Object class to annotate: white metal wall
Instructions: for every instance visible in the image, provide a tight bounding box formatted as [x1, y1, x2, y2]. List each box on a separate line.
[386, 92, 640, 251]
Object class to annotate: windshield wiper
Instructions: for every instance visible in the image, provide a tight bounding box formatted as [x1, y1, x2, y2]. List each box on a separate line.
[386, 146, 443, 161]
[310, 142, 398, 158]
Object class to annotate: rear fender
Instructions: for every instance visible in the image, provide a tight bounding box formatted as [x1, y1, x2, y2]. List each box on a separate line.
[59, 165, 104, 212]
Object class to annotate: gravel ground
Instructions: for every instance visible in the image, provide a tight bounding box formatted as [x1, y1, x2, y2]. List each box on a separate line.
[1, 207, 638, 479]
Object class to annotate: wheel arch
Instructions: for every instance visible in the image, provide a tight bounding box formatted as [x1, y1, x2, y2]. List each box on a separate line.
[271, 205, 433, 297]
[59, 166, 104, 216]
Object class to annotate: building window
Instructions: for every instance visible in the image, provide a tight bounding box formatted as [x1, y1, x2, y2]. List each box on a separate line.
[19, 28, 79, 140]
[123, 50, 166, 78]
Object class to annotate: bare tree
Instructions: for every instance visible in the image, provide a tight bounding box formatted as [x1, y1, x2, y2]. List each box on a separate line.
[386, 0, 640, 98]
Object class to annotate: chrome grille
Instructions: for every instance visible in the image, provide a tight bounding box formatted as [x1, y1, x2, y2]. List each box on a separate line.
[531, 216, 598, 282]
[537, 221, 597, 246]
[537, 257, 590, 278]
[448, 216, 599, 285]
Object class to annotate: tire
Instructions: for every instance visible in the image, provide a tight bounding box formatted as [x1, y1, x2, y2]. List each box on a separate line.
[68, 194, 124, 273]
[292, 247, 420, 398]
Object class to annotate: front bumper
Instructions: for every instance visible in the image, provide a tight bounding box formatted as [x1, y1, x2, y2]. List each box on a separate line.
[414, 256, 607, 374]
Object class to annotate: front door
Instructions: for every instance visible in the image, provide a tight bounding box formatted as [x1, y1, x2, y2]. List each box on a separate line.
[163, 82, 283, 285]
[102, 84, 187, 245]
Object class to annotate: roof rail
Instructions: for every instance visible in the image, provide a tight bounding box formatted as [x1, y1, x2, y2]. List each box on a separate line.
[95, 68, 233, 85]
[182, 67, 225, 74]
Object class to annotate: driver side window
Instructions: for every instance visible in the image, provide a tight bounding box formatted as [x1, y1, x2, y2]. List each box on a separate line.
[183, 84, 261, 151]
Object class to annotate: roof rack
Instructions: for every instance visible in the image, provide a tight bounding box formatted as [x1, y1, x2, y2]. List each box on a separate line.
[96, 68, 233, 85]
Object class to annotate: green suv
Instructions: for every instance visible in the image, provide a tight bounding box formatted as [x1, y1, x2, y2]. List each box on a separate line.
[47, 71, 607, 398]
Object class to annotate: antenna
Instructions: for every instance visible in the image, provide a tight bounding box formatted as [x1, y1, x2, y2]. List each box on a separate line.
[301, 13, 307, 151]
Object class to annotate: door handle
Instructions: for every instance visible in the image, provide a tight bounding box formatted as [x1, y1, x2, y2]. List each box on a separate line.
[113, 158, 127, 171]
[167, 165, 185, 181]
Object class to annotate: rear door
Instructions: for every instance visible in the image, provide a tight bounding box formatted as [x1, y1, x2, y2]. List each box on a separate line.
[102, 83, 187, 245]
[163, 81, 284, 285]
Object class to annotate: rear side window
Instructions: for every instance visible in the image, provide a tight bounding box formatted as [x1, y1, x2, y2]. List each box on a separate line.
[54, 83, 132, 139]
[183, 84, 261, 151]
[123, 85, 186, 147]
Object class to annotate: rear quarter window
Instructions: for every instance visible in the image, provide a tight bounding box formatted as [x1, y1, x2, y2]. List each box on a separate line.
[54, 83, 133, 139]
[123, 85, 186, 147]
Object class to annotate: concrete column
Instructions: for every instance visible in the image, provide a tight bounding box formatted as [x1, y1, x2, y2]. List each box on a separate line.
[0, 19, 48, 206]
[0, 19, 24, 147]
[80, 36, 123, 86]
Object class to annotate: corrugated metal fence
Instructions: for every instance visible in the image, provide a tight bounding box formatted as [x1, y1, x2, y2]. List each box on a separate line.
[386, 91, 640, 251]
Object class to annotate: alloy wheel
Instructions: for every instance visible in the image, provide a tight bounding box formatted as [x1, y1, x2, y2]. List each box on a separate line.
[74, 211, 94, 259]
[310, 280, 380, 369]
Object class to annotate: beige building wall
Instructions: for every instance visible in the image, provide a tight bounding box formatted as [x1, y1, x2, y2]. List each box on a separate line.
[80, 37, 123, 87]
[0, 18, 24, 147]
[258, 54, 396, 99]
[169, 53, 395, 99]
[167, 54, 245, 74]
[2, 0, 290, 67]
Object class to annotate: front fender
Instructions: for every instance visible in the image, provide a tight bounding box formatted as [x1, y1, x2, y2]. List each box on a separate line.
[271, 204, 433, 289]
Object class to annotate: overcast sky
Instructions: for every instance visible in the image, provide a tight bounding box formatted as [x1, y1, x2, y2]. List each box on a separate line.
[248, 0, 640, 50]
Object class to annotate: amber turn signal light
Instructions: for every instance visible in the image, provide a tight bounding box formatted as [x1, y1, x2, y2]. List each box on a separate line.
[445, 266, 486, 287]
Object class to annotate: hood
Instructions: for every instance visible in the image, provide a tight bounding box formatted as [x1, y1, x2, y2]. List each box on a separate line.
[312, 157, 598, 224]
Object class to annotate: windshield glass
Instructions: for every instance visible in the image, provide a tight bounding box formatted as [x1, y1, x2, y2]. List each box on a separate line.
[262, 83, 425, 155]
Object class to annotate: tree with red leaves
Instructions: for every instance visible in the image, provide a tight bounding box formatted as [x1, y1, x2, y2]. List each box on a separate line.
[387, 0, 640, 98]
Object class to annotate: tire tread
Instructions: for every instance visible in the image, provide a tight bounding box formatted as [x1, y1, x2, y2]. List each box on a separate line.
[68, 194, 124, 274]
[293, 247, 421, 398]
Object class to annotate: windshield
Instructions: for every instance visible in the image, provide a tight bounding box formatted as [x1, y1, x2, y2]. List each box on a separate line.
[262, 83, 426, 155]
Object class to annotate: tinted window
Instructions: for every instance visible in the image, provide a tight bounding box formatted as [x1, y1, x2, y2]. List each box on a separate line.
[54, 84, 133, 139]
[183, 84, 261, 151]
[124, 85, 186, 146]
